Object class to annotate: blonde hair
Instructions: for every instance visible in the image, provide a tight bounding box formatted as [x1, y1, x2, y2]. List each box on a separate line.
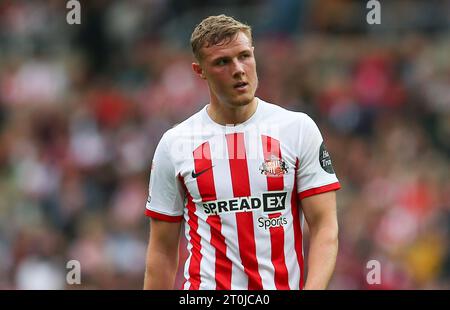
[190, 14, 252, 61]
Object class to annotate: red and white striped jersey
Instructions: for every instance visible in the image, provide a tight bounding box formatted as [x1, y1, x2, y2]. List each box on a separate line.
[145, 98, 340, 290]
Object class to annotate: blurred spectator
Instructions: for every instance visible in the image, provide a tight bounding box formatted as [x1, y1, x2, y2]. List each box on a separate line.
[0, 0, 449, 289]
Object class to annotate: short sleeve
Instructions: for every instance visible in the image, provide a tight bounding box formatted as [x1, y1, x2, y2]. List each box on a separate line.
[296, 115, 341, 200]
[145, 134, 185, 222]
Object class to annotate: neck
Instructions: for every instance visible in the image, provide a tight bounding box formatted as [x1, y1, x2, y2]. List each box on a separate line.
[207, 97, 258, 126]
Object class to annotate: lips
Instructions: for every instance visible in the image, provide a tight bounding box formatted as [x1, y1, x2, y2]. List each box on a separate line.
[233, 81, 248, 89]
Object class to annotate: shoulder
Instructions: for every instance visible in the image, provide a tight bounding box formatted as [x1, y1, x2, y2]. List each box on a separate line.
[160, 107, 204, 143]
[258, 98, 316, 127]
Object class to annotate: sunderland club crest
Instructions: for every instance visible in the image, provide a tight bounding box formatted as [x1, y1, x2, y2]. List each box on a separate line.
[259, 155, 288, 177]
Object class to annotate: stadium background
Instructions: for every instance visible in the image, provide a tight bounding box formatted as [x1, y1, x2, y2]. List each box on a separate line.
[0, 0, 449, 289]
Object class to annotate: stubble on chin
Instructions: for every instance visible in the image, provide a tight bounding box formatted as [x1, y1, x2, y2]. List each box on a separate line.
[228, 94, 254, 107]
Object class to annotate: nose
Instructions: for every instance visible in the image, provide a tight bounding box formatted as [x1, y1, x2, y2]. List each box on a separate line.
[232, 58, 245, 78]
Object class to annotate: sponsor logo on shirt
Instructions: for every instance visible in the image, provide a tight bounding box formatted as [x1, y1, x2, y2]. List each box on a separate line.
[259, 156, 288, 177]
[202, 191, 287, 215]
[191, 166, 214, 178]
[258, 216, 288, 230]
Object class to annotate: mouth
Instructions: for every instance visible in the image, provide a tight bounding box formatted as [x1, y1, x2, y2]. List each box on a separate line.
[233, 81, 249, 91]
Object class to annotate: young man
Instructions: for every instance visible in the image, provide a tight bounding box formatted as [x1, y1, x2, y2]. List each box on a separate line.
[143, 15, 340, 290]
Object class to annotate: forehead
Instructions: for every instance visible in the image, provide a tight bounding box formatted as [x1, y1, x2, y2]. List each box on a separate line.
[200, 32, 252, 61]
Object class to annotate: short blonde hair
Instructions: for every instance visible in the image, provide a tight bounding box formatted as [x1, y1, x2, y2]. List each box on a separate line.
[190, 14, 252, 61]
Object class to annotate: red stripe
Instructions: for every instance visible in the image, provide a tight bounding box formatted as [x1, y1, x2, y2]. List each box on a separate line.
[261, 135, 290, 290]
[193, 143, 216, 202]
[145, 209, 183, 222]
[178, 175, 202, 290]
[193, 142, 232, 289]
[226, 133, 263, 290]
[291, 159, 304, 289]
[298, 182, 341, 200]
[261, 135, 284, 190]
[206, 216, 231, 289]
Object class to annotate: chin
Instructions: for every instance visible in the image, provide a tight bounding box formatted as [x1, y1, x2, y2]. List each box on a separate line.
[229, 94, 254, 107]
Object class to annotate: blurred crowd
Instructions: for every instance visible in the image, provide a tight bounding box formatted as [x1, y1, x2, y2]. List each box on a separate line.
[0, 0, 449, 289]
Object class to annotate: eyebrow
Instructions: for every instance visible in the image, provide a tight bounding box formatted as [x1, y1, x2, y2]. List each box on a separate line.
[210, 49, 252, 63]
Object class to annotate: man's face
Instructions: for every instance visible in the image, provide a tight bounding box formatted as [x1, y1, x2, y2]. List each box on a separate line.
[194, 31, 258, 107]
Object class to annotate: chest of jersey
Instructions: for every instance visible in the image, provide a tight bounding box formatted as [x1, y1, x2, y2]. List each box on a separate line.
[178, 131, 297, 218]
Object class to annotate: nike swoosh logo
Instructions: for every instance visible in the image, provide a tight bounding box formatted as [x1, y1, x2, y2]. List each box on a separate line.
[191, 166, 214, 178]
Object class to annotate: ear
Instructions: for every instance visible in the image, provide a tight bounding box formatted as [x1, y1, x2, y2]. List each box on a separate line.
[192, 62, 206, 80]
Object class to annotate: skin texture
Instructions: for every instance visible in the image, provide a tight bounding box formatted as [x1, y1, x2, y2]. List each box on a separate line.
[143, 219, 182, 289]
[301, 191, 339, 290]
[192, 31, 259, 125]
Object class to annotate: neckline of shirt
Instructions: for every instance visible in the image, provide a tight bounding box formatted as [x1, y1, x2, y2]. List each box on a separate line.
[202, 97, 262, 130]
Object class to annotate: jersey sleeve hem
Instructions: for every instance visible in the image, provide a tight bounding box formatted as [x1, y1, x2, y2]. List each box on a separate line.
[298, 182, 341, 200]
[145, 209, 183, 222]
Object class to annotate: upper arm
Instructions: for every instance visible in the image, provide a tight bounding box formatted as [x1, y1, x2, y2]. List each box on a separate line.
[296, 114, 340, 201]
[148, 218, 183, 256]
[296, 115, 340, 231]
[145, 133, 185, 259]
[301, 191, 338, 232]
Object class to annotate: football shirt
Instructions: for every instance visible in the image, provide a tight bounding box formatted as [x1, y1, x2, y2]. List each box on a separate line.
[146, 98, 340, 290]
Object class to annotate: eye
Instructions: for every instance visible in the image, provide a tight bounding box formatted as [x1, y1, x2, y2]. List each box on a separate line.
[239, 53, 251, 60]
[216, 58, 229, 66]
